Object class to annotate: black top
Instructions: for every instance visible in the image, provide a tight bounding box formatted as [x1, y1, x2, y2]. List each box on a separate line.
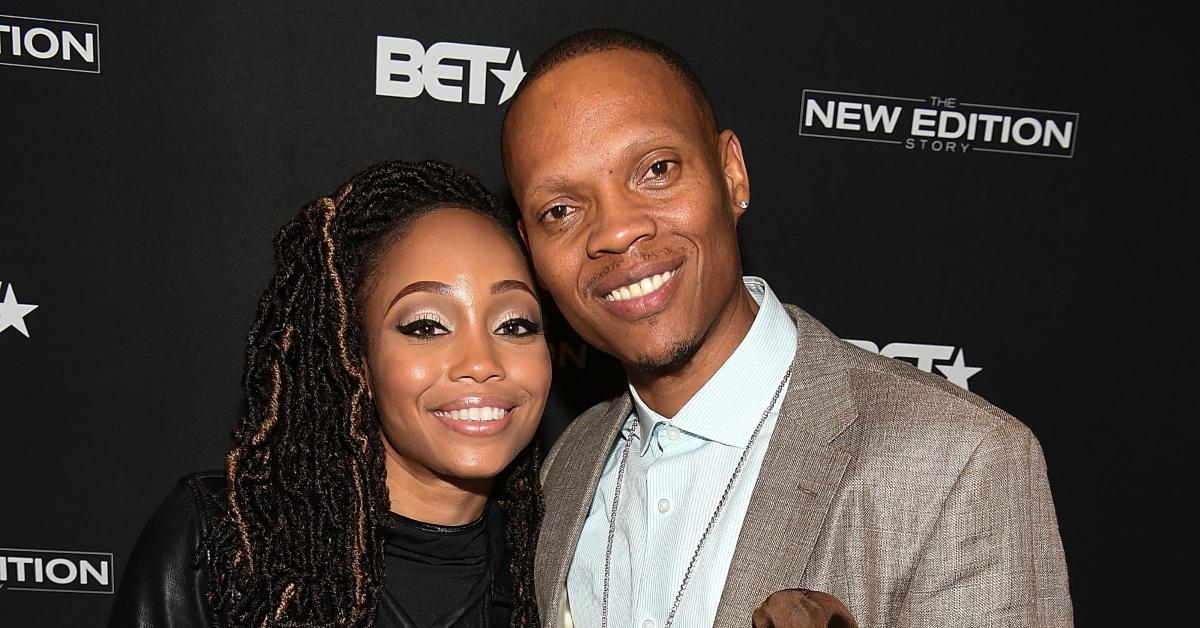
[107, 471, 514, 628]
[379, 505, 511, 628]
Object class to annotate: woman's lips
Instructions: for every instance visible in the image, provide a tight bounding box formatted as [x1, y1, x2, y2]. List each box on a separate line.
[432, 406, 510, 422]
[430, 397, 517, 436]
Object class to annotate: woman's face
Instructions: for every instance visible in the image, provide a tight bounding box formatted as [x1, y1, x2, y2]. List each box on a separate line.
[360, 208, 550, 486]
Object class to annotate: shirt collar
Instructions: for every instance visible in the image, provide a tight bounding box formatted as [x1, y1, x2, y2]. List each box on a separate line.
[625, 276, 797, 454]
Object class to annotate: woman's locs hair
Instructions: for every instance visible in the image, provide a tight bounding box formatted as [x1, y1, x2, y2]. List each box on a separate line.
[198, 160, 541, 627]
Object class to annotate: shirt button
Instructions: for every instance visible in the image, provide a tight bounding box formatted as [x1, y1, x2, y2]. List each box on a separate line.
[657, 498, 671, 513]
[665, 426, 681, 440]
[643, 620, 655, 628]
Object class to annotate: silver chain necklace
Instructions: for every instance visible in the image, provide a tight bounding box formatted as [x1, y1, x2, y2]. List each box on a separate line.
[600, 371, 791, 628]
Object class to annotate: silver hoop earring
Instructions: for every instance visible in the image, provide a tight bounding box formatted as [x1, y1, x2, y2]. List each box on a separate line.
[737, 200, 750, 209]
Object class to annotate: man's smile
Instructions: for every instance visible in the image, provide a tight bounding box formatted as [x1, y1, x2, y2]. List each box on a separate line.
[589, 257, 684, 321]
[603, 269, 675, 302]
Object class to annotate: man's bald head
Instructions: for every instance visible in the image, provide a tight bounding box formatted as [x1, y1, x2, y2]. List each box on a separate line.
[498, 27, 753, 381]
[501, 28, 718, 161]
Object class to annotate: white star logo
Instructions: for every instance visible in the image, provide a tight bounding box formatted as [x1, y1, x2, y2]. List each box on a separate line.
[491, 50, 525, 104]
[936, 348, 982, 390]
[0, 282, 39, 338]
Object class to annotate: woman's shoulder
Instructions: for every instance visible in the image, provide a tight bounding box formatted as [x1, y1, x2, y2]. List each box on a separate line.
[135, 470, 228, 541]
[107, 470, 225, 627]
[177, 470, 229, 530]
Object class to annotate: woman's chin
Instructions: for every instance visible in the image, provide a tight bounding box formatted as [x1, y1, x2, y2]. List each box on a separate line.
[439, 457, 514, 483]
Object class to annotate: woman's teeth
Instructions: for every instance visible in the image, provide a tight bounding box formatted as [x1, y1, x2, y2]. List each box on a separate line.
[435, 407, 509, 421]
[604, 270, 675, 302]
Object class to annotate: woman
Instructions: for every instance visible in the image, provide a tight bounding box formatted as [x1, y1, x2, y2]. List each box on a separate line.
[108, 160, 549, 627]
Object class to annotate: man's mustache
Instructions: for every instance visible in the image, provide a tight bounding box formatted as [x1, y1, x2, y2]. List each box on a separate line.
[581, 246, 687, 295]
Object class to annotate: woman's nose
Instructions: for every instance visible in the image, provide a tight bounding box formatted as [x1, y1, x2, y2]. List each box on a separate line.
[449, 328, 506, 383]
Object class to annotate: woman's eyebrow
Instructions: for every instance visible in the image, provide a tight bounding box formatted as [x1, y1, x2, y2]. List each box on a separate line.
[388, 280, 453, 310]
[491, 279, 535, 296]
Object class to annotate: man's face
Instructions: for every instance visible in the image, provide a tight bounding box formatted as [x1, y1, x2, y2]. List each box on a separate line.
[504, 49, 749, 371]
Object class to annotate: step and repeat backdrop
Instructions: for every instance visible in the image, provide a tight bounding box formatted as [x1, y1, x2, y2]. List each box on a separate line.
[1, 1, 1191, 626]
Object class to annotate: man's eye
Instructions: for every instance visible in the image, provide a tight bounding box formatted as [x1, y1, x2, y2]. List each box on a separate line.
[397, 318, 449, 338]
[641, 159, 677, 185]
[495, 318, 543, 337]
[541, 204, 574, 222]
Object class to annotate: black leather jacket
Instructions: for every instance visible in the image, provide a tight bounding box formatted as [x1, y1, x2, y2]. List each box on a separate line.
[109, 472, 223, 627]
[108, 471, 514, 627]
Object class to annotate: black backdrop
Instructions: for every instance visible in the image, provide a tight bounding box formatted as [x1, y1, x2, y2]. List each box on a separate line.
[1, 1, 1193, 625]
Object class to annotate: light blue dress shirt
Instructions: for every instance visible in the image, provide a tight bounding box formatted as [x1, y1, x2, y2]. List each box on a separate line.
[565, 277, 798, 628]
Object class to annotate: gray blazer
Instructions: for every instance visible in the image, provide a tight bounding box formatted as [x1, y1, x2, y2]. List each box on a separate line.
[536, 305, 1073, 627]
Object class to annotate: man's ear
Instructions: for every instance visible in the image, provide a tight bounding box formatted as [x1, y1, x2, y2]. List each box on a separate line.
[516, 219, 549, 290]
[719, 129, 750, 223]
[518, 217, 530, 249]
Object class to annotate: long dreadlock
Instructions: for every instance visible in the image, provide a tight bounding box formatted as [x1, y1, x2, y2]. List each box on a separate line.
[200, 160, 543, 627]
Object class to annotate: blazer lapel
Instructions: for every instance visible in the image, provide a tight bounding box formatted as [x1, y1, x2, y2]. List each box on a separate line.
[712, 306, 857, 627]
[536, 394, 633, 627]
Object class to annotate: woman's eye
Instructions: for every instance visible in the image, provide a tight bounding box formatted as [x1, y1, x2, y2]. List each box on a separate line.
[495, 317, 543, 337]
[397, 318, 449, 338]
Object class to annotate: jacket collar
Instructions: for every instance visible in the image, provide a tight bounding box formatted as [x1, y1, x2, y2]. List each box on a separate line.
[536, 305, 858, 627]
[625, 278, 797, 454]
[710, 304, 857, 626]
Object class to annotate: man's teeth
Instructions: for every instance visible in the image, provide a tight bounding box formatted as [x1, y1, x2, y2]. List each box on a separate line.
[437, 407, 509, 421]
[604, 270, 675, 302]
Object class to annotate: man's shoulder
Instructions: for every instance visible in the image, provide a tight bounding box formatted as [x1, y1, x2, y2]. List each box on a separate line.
[841, 341, 1020, 433]
[827, 339, 1042, 484]
[540, 394, 627, 484]
[779, 302, 1034, 446]
[567, 395, 627, 436]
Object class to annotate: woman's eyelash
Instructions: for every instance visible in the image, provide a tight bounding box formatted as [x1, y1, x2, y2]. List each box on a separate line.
[396, 318, 449, 337]
[497, 317, 543, 336]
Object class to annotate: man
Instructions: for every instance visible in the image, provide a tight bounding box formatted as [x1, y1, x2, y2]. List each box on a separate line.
[501, 29, 1072, 628]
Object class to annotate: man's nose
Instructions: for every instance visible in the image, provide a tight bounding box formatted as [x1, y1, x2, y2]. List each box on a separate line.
[585, 192, 656, 258]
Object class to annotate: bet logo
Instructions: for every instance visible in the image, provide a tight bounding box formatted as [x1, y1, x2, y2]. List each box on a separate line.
[0, 281, 38, 338]
[375, 36, 525, 105]
[847, 340, 982, 390]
